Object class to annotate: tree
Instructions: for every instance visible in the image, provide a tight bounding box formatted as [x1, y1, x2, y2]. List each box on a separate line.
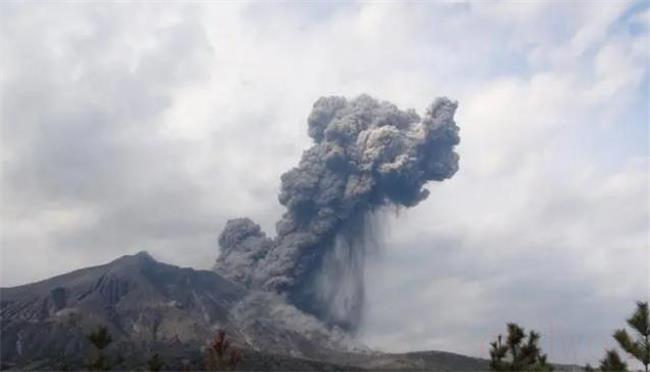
[147, 353, 165, 371]
[204, 329, 241, 370]
[613, 301, 649, 372]
[489, 323, 553, 371]
[88, 326, 112, 350]
[86, 326, 113, 370]
[597, 349, 628, 371]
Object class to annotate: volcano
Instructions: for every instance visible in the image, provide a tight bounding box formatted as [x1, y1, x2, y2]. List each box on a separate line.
[1, 252, 490, 370]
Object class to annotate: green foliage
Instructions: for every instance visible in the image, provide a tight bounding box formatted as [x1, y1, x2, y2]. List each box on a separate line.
[613, 301, 649, 372]
[147, 353, 165, 371]
[598, 349, 627, 371]
[204, 329, 241, 370]
[489, 323, 553, 371]
[86, 326, 113, 371]
[87, 326, 112, 351]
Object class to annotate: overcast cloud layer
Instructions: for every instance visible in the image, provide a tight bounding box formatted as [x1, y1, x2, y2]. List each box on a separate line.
[1, 1, 648, 367]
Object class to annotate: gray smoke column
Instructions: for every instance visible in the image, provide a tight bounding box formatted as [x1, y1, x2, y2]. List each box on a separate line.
[215, 94, 460, 330]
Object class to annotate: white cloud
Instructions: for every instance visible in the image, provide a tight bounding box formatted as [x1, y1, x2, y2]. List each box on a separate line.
[0, 0, 647, 366]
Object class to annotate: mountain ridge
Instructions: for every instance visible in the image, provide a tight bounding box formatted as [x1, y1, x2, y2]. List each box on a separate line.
[1, 252, 494, 370]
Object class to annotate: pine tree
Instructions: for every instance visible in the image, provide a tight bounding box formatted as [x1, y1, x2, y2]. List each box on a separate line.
[489, 323, 553, 371]
[613, 301, 649, 372]
[86, 326, 113, 370]
[598, 349, 628, 371]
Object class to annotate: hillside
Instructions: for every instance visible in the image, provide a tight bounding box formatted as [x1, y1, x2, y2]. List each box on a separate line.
[1, 252, 492, 370]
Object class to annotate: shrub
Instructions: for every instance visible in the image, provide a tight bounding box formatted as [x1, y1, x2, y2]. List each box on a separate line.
[489, 323, 553, 371]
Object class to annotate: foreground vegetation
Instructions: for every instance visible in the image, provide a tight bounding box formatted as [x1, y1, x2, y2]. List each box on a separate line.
[584, 301, 649, 372]
[83, 327, 240, 370]
[486, 301, 648, 372]
[489, 323, 552, 371]
[44, 300, 649, 370]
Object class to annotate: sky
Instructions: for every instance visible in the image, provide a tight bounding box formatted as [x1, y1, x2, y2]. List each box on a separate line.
[1, 0, 648, 367]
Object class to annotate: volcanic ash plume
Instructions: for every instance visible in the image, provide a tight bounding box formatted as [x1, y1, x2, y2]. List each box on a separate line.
[215, 94, 460, 330]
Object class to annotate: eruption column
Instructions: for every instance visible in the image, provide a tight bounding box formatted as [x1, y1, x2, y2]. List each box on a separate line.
[215, 94, 460, 330]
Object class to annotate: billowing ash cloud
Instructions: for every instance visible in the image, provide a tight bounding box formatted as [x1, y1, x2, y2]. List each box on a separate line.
[215, 94, 460, 330]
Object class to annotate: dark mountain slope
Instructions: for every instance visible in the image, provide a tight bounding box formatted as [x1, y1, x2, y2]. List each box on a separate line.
[1, 252, 497, 370]
[1, 252, 248, 367]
